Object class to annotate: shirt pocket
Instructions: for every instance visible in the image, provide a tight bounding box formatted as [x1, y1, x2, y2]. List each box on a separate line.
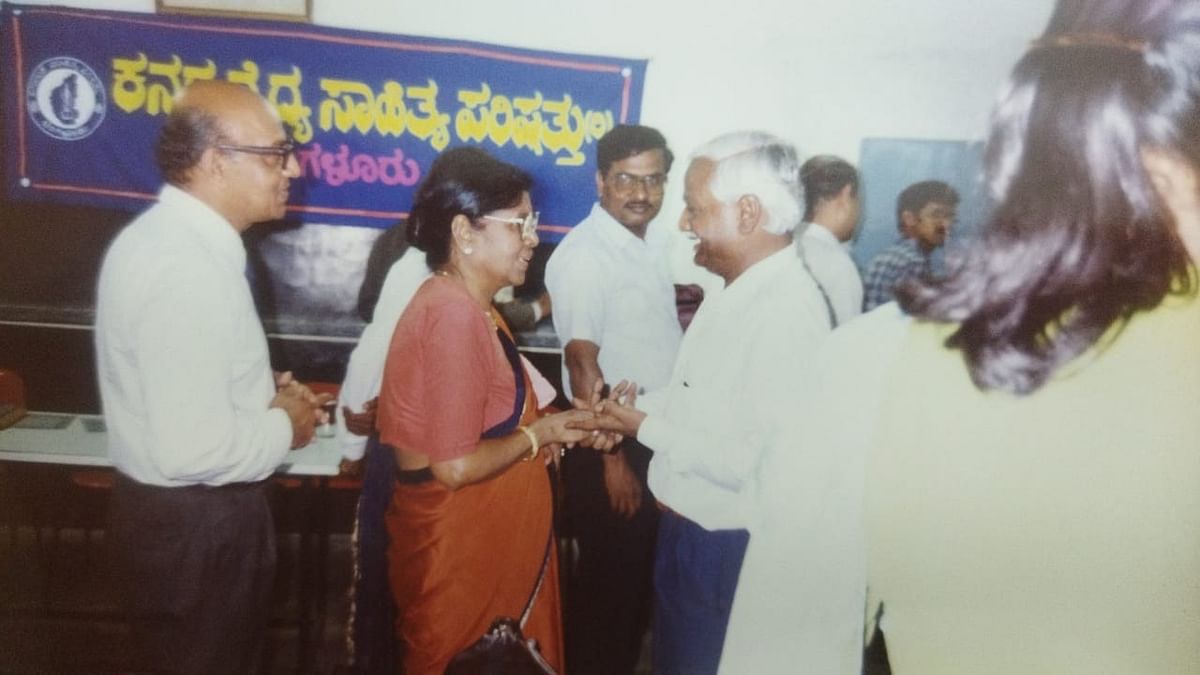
[662, 372, 727, 433]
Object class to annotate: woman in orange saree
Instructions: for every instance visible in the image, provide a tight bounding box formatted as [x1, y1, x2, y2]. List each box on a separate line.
[376, 148, 595, 675]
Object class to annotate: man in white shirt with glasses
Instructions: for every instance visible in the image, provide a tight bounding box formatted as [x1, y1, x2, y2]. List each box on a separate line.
[96, 81, 323, 674]
[546, 124, 682, 675]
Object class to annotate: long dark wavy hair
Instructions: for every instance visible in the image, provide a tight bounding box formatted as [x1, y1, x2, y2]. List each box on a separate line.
[899, 0, 1199, 395]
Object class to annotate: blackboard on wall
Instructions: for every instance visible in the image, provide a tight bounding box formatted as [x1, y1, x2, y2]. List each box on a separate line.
[854, 138, 990, 273]
[0, 197, 382, 408]
[0, 193, 557, 412]
[0, 198, 380, 335]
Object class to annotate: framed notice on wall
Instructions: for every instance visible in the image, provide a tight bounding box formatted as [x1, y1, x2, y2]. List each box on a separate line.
[156, 0, 311, 22]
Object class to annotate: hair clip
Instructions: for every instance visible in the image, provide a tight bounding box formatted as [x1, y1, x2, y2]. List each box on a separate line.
[1029, 33, 1146, 54]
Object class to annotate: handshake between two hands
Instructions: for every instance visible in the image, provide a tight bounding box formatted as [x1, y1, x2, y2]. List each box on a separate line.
[303, 376, 645, 472]
[548, 378, 646, 454]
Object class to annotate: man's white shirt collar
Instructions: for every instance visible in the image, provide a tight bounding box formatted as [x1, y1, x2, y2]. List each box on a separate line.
[157, 184, 247, 273]
[587, 201, 669, 253]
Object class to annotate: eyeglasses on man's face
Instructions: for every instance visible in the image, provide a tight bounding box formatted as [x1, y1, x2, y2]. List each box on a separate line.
[609, 172, 667, 193]
[481, 211, 540, 239]
[215, 140, 297, 169]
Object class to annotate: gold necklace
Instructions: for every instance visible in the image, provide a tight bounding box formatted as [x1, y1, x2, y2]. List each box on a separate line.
[437, 268, 497, 327]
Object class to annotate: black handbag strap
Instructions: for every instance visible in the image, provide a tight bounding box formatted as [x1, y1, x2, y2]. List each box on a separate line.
[518, 463, 556, 628]
[798, 240, 839, 329]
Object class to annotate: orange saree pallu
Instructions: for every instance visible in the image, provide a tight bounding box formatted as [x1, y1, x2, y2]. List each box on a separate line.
[386, 452, 562, 675]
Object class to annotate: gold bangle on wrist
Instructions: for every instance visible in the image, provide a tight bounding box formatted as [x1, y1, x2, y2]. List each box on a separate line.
[518, 425, 539, 461]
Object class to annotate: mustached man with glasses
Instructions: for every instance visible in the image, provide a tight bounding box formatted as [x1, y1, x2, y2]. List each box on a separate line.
[95, 80, 326, 674]
[545, 124, 683, 675]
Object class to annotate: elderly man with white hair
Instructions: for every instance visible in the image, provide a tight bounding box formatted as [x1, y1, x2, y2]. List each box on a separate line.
[575, 131, 833, 675]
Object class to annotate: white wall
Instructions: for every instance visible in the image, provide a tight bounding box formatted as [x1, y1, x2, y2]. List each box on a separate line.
[20, 0, 1054, 285]
[24, 0, 1052, 161]
[320, 0, 1051, 159]
[317, 0, 1054, 286]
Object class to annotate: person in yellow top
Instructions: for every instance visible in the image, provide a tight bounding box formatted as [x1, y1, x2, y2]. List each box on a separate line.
[864, 0, 1200, 672]
[718, 1, 1200, 674]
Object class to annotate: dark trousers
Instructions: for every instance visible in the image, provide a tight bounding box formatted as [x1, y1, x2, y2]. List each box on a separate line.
[651, 510, 749, 675]
[349, 435, 398, 673]
[562, 440, 659, 675]
[108, 473, 276, 675]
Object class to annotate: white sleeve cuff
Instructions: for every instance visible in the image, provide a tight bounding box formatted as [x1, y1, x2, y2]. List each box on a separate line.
[637, 414, 674, 461]
[336, 420, 369, 461]
[266, 407, 297, 458]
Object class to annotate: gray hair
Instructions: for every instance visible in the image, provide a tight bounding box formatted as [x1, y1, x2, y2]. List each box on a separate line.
[155, 105, 226, 187]
[691, 131, 803, 235]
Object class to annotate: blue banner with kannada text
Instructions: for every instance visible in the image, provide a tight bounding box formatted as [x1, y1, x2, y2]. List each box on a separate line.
[0, 2, 645, 240]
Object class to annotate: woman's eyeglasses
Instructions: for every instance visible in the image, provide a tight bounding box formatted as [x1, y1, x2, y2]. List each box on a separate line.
[481, 211, 540, 239]
[215, 141, 297, 169]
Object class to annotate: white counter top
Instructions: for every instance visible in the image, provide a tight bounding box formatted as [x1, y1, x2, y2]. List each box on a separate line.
[0, 412, 341, 476]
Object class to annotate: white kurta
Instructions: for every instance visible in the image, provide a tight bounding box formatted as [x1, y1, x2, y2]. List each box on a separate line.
[335, 246, 430, 460]
[95, 185, 293, 487]
[638, 245, 832, 532]
[797, 222, 864, 325]
[719, 303, 909, 675]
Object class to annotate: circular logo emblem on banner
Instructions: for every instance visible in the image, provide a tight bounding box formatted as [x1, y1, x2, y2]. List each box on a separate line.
[26, 57, 107, 141]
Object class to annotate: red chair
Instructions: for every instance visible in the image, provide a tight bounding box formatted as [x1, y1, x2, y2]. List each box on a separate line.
[68, 469, 116, 547]
[0, 369, 27, 429]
